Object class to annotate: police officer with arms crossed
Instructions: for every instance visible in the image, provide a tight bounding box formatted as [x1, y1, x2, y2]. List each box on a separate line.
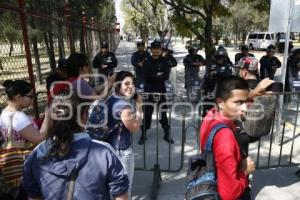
[183, 44, 205, 89]
[92, 41, 118, 81]
[138, 40, 174, 145]
[131, 41, 150, 92]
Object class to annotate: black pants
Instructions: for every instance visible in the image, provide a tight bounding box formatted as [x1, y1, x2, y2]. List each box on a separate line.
[142, 94, 169, 131]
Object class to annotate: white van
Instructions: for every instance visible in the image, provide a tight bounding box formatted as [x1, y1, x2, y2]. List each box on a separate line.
[246, 32, 276, 50]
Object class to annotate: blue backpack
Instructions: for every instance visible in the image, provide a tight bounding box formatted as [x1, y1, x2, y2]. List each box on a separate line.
[86, 99, 122, 141]
[185, 124, 228, 200]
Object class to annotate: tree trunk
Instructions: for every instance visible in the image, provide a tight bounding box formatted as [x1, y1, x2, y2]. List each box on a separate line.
[9, 41, 13, 57]
[44, 31, 56, 72]
[0, 59, 3, 70]
[57, 23, 65, 59]
[204, 16, 214, 60]
[32, 36, 43, 84]
[48, 31, 56, 71]
[234, 22, 238, 49]
[80, 28, 85, 53]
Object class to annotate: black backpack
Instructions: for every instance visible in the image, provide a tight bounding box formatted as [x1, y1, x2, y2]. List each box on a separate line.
[86, 99, 122, 141]
[185, 124, 228, 200]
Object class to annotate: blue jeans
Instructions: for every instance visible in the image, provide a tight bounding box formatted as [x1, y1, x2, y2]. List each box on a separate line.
[117, 147, 134, 199]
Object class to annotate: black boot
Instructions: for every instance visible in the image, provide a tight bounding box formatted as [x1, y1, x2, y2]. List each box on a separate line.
[138, 128, 147, 145]
[163, 127, 174, 144]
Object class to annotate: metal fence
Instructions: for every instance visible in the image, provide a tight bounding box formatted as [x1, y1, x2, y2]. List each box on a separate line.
[134, 93, 187, 199]
[0, 1, 120, 117]
[248, 93, 300, 169]
[194, 92, 300, 170]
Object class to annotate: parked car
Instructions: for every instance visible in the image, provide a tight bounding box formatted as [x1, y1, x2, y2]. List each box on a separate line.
[246, 32, 276, 50]
[246, 32, 293, 52]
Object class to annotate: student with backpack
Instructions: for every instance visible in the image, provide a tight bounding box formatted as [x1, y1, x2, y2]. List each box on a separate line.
[199, 76, 257, 200]
[87, 71, 142, 199]
[22, 91, 129, 200]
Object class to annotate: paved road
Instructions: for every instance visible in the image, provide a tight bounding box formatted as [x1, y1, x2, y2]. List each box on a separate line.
[114, 39, 300, 200]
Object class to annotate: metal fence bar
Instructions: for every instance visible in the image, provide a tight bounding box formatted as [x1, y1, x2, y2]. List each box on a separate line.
[289, 94, 300, 164]
[17, 0, 39, 119]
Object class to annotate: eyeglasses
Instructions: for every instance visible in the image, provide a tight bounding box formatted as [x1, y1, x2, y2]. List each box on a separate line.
[24, 94, 35, 99]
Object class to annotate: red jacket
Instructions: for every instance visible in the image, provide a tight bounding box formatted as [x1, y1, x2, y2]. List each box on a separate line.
[200, 108, 248, 200]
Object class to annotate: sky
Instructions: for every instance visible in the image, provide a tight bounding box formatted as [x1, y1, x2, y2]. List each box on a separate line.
[115, 0, 125, 34]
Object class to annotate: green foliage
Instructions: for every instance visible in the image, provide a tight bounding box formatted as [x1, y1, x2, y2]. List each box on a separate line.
[123, 0, 172, 40]
[0, 11, 22, 44]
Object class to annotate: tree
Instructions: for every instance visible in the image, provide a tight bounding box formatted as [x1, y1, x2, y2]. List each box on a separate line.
[0, 11, 22, 57]
[162, 0, 232, 59]
[122, 1, 150, 42]
[125, 0, 173, 43]
[215, 0, 270, 47]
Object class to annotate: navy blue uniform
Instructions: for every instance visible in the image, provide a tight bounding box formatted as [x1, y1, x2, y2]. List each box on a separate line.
[183, 54, 205, 88]
[131, 51, 150, 85]
[93, 52, 118, 77]
[143, 56, 170, 131]
[164, 54, 177, 69]
[202, 60, 233, 94]
[259, 55, 281, 80]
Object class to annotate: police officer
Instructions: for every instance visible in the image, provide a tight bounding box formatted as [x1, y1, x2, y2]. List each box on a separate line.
[286, 48, 300, 92]
[259, 44, 281, 80]
[92, 41, 118, 80]
[235, 45, 255, 64]
[202, 47, 233, 94]
[131, 41, 150, 91]
[162, 44, 177, 69]
[201, 47, 233, 117]
[183, 44, 205, 89]
[138, 40, 174, 145]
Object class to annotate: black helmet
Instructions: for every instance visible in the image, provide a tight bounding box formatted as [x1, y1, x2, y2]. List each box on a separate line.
[217, 45, 225, 50]
[137, 41, 145, 47]
[151, 40, 161, 48]
[214, 48, 228, 58]
[100, 41, 109, 48]
[266, 44, 276, 52]
[188, 44, 198, 54]
[241, 45, 249, 51]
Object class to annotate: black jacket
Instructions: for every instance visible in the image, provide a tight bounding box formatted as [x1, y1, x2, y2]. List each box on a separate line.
[259, 55, 281, 80]
[163, 54, 177, 69]
[144, 56, 170, 93]
[202, 60, 233, 93]
[92, 52, 118, 77]
[131, 51, 150, 82]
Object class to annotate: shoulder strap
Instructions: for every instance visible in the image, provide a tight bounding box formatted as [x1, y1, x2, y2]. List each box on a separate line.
[204, 123, 229, 172]
[205, 124, 228, 152]
[66, 170, 78, 200]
